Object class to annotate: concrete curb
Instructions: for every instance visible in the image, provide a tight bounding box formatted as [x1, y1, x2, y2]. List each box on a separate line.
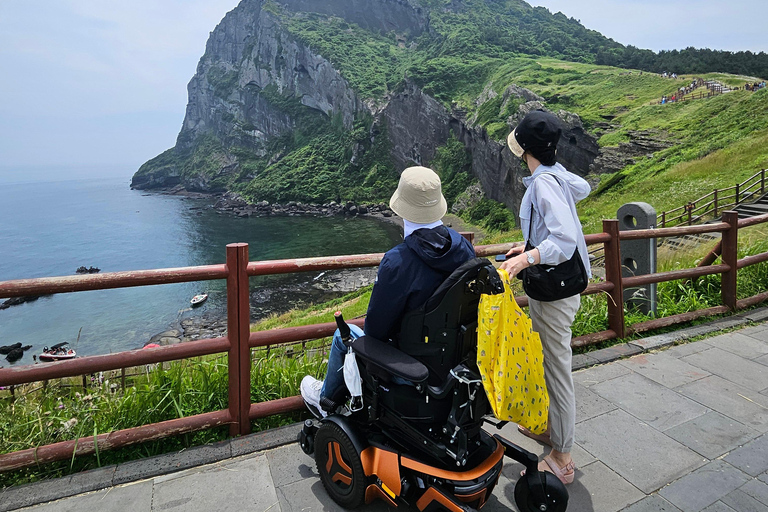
[2, 305, 767, 511]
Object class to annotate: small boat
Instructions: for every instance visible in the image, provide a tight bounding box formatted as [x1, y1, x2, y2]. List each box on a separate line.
[190, 293, 208, 306]
[39, 342, 77, 362]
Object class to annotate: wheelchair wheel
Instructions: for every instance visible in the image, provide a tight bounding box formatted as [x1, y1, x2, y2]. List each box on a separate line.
[315, 422, 366, 509]
[514, 471, 568, 512]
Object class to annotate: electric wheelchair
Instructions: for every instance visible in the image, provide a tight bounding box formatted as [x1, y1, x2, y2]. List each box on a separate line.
[299, 258, 569, 512]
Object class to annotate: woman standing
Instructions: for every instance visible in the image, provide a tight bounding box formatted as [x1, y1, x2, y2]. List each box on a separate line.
[499, 110, 591, 485]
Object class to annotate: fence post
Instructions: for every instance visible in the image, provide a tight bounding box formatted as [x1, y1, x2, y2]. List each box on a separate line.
[714, 189, 719, 217]
[762, 169, 765, 195]
[735, 183, 740, 206]
[226, 243, 252, 437]
[721, 211, 739, 311]
[661, 211, 666, 228]
[603, 220, 626, 338]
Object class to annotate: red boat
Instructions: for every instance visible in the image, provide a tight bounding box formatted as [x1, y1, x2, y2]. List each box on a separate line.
[39, 342, 77, 362]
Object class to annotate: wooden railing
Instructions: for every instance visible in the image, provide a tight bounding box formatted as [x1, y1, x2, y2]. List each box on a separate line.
[2, 212, 768, 473]
[659, 169, 767, 228]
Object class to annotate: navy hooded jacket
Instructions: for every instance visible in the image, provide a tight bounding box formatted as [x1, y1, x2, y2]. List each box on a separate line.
[364, 225, 476, 343]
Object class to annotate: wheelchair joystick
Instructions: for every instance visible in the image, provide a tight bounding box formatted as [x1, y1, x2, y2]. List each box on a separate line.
[334, 311, 352, 345]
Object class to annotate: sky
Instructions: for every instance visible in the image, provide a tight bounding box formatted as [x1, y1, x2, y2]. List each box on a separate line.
[1, 0, 766, 181]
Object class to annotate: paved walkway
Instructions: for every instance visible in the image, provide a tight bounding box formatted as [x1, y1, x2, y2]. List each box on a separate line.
[2, 313, 768, 512]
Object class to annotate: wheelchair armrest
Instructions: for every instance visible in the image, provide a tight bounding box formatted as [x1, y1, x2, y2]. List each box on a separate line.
[351, 335, 429, 384]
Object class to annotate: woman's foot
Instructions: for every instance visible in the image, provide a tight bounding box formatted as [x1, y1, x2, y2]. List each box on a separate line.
[520, 454, 575, 485]
[517, 425, 553, 447]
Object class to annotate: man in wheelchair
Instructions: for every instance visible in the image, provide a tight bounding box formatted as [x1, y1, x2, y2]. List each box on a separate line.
[300, 165, 476, 417]
[298, 166, 569, 512]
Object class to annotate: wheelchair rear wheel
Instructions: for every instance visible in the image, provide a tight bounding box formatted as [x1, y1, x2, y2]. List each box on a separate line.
[315, 422, 367, 509]
[513, 471, 568, 512]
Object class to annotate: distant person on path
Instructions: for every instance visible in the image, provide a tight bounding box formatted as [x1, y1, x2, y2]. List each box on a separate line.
[300, 166, 476, 418]
[502, 110, 591, 485]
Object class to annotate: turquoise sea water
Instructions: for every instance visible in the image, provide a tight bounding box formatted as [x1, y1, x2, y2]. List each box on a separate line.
[0, 175, 401, 362]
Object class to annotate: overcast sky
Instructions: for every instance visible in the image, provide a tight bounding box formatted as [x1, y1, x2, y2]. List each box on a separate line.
[1, 0, 766, 181]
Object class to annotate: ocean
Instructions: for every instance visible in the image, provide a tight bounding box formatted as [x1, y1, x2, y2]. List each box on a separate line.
[0, 175, 402, 363]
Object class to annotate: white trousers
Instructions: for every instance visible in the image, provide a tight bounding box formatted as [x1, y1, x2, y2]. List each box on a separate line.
[528, 294, 580, 453]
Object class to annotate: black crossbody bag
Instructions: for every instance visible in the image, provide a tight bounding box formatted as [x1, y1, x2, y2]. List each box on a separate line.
[518, 174, 588, 302]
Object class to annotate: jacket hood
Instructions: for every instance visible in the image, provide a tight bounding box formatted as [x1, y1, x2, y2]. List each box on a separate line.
[404, 225, 472, 273]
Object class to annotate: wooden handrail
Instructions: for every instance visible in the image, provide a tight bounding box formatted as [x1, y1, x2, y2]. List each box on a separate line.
[2, 212, 768, 473]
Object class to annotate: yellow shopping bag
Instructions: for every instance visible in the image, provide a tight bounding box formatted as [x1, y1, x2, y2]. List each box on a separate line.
[477, 269, 549, 434]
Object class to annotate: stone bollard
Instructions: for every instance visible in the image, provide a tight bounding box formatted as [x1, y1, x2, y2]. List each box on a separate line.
[618, 202, 657, 315]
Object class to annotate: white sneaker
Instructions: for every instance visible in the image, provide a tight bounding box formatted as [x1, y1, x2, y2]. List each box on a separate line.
[301, 375, 327, 418]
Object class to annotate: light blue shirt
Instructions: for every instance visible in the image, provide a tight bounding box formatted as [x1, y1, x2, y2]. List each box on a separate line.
[520, 162, 592, 278]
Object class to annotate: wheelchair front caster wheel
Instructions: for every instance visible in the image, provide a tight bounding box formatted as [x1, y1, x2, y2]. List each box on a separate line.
[514, 471, 568, 512]
[299, 419, 317, 455]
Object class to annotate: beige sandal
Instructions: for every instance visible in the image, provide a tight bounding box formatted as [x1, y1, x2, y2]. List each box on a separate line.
[520, 455, 576, 485]
[517, 425, 553, 447]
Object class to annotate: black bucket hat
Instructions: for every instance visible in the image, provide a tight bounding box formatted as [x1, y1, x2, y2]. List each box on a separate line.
[507, 110, 562, 165]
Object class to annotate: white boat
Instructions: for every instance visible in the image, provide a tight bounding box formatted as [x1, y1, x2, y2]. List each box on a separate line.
[190, 294, 208, 306]
[39, 342, 77, 362]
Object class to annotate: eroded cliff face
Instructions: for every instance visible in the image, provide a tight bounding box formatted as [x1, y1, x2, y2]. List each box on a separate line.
[380, 80, 600, 217]
[132, 0, 601, 217]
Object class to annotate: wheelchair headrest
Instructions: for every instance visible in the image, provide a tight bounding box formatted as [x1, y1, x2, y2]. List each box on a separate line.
[424, 258, 504, 312]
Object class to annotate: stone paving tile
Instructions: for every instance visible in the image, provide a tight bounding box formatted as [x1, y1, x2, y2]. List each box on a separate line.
[677, 375, 768, 433]
[745, 327, 768, 343]
[490, 421, 597, 467]
[739, 478, 768, 506]
[740, 308, 768, 323]
[575, 382, 618, 423]
[662, 341, 713, 359]
[724, 434, 768, 477]
[477, 468, 517, 512]
[21, 480, 154, 512]
[267, 441, 318, 488]
[658, 460, 751, 512]
[275, 474, 392, 512]
[621, 494, 683, 512]
[700, 502, 738, 512]
[757, 353, 768, 368]
[720, 487, 768, 512]
[705, 332, 768, 360]
[561, 461, 645, 512]
[573, 362, 632, 388]
[682, 347, 768, 392]
[618, 352, 711, 389]
[665, 411, 760, 459]
[578, 409, 706, 494]
[153, 455, 279, 512]
[591, 372, 708, 431]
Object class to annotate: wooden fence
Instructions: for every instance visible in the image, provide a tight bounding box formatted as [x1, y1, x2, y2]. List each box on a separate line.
[1, 212, 768, 472]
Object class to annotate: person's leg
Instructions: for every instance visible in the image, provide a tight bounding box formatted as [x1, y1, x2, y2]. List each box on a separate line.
[321, 324, 364, 399]
[528, 295, 580, 479]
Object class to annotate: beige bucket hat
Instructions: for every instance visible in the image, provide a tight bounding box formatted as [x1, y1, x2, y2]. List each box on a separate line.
[389, 166, 447, 224]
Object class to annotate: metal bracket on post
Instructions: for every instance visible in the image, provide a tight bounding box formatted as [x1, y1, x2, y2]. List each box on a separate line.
[226, 243, 251, 437]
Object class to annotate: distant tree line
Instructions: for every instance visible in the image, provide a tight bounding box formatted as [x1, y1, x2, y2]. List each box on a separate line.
[597, 46, 768, 80]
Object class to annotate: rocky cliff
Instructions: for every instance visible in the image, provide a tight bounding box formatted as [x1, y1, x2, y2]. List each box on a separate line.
[132, 0, 613, 217]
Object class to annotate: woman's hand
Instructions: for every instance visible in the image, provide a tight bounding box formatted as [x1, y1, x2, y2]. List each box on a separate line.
[504, 242, 525, 259]
[499, 246, 540, 277]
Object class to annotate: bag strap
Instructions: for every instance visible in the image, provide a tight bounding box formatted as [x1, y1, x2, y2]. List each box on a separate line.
[527, 172, 567, 242]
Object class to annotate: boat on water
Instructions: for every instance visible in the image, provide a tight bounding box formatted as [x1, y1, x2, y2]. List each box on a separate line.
[190, 294, 208, 306]
[39, 342, 77, 362]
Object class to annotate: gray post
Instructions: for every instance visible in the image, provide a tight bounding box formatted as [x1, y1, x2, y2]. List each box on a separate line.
[617, 202, 657, 315]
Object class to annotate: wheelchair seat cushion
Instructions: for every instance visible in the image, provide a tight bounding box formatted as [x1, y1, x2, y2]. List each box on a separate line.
[351, 335, 429, 383]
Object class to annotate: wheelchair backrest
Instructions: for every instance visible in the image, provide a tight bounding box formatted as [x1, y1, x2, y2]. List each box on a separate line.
[396, 257, 503, 385]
